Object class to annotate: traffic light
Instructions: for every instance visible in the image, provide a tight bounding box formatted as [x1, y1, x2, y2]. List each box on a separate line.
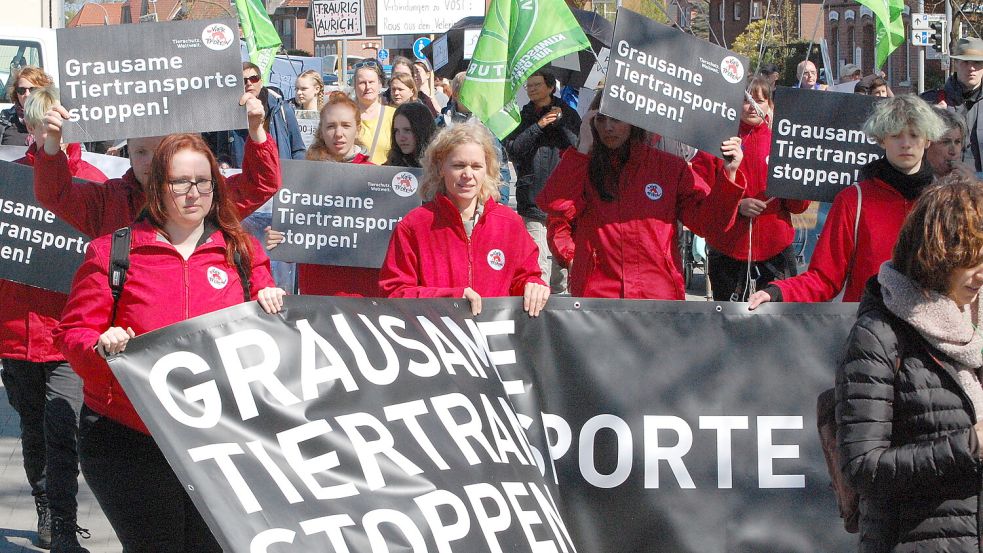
[930, 20, 944, 52]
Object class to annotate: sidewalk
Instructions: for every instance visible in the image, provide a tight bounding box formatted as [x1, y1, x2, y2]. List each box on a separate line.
[0, 384, 120, 553]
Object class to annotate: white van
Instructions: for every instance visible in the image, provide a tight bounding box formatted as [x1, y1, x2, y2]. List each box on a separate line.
[0, 26, 59, 111]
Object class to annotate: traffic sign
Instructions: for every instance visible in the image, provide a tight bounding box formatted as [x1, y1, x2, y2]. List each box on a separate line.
[911, 29, 932, 46]
[912, 13, 944, 30]
[413, 37, 431, 61]
[378, 48, 390, 62]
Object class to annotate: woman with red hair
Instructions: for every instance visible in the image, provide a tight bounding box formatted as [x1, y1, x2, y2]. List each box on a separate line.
[55, 134, 284, 551]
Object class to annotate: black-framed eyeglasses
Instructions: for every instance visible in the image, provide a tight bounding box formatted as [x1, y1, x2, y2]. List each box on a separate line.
[15, 86, 36, 95]
[168, 179, 214, 195]
[244, 75, 261, 84]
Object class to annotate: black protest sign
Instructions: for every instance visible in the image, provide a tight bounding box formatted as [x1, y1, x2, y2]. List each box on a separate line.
[57, 18, 244, 143]
[766, 87, 883, 202]
[483, 298, 858, 552]
[270, 160, 422, 267]
[0, 161, 89, 294]
[109, 297, 571, 553]
[312, 0, 366, 39]
[599, 8, 748, 157]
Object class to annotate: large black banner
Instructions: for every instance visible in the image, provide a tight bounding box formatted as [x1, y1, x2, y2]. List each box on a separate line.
[110, 298, 858, 552]
[270, 160, 422, 267]
[766, 88, 883, 202]
[600, 8, 748, 158]
[57, 18, 244, 143]
[0, 161, 90, 293]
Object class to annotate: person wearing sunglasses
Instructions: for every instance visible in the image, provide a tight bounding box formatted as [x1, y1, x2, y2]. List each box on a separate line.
[2, 85, 108, 552]
[1, 65, 52, 146]
[352, 59, 395, 164]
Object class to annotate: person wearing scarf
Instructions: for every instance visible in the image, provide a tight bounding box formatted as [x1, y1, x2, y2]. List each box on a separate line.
[921, 37, 983, 172]
[836, 177, 983, 552]
[749, 94, 946, 309]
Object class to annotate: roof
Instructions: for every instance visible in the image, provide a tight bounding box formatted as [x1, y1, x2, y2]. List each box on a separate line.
[130, 0, 236, 23]
[67, 2, 126, 26]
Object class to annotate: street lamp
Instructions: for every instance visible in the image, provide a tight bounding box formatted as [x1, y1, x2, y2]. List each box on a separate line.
[87, 1, 111, 25]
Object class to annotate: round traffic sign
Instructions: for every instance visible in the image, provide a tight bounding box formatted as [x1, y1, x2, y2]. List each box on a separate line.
[413, 37, 432, 61]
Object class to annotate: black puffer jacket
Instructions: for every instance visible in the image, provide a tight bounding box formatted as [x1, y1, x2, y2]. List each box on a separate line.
[836, 279, 982, 553]
[505, 96, 580, 220]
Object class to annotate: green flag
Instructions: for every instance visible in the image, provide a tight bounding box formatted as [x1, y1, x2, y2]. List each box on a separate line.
[458, 0, 592, 138]
[855, 0, 905, 69]
[234, 0, 282, 81]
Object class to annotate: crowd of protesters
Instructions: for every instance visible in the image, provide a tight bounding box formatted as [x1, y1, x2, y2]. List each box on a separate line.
[5, 32, 983, 553]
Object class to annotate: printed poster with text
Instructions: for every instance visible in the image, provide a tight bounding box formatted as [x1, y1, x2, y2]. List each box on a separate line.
[600, 8, 748, 158]
[766, 88, 883, 202]
[311, 0, 365, 39]
[270, 160, 422, 268]
[0, 161, 89, 294]
[376, 0, 484, 35]
[57, 18, 245, 143]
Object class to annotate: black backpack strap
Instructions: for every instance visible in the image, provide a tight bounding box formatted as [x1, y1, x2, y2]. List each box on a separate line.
[108, 227, 132, 326]
[234, 249, 250, 303]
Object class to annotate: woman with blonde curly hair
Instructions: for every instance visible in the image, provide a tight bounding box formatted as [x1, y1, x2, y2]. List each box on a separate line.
[379, 122, 549, 316]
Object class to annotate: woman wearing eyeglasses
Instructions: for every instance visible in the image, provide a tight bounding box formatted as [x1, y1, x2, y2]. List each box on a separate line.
[55, 133, 284, 552]
[353, 60, 395, 165]
[1, 65, 52, 146]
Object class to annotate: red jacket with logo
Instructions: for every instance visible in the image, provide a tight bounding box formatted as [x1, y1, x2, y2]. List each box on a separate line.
[54, 221, 275, 434]
[379, 195, 545, 298]
[0, 144, 108, 362]
[691, 120, 811, 261]
[296, 153, 382, 297]
[33, 135, 281, 239]
[772, 177, 912, 303]
[538, 144, 746, 299]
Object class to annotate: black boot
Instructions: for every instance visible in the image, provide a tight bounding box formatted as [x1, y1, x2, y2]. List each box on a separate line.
[35, 494, 51, 549]
[50, 517, 90, 553]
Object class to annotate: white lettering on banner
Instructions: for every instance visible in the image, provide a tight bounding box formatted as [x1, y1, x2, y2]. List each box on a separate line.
[770, 118, 882, 187]
[149, 351, 222, 428]
[544, 414, 806, 489]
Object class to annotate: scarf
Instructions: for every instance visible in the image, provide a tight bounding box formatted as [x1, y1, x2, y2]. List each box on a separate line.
[879, 262, 983, 418]
[944, 74, 983, 109]
[859, 156, 934, 200]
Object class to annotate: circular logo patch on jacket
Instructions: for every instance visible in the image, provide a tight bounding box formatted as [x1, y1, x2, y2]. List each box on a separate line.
[487, 249, 506, 271]
[645, 183, 663, 201]
[207, 267, 229, 289]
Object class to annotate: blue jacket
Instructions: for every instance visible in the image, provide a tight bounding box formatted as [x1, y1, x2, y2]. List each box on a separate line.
[208, 87, 306, 167]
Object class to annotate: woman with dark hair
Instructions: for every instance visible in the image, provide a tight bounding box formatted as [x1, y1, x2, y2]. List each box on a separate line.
[692, 77, 810, 301]
[55, 133, 283, 552]
[380, 122, 548, 316]
[837, 176, 983, 552]
[386, 102, 437, 167]
[749, 94, 946, 308]
[1, 65, 52, 145]
[537, 92, 746, 299]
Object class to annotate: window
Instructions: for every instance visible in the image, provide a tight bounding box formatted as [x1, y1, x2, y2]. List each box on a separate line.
[593, 0, 617, 22]
[0, 39, 43, 96]
[734, 1, 742, 20]
[274, 17, 295, 49]
[750, 1, 762, 19]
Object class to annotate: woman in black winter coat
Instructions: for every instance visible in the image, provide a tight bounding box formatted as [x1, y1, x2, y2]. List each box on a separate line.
[837, 175, 983, 553]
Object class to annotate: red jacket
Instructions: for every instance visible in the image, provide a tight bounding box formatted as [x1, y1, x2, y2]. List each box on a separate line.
[0, 143, 108, 362]
[379, 195, 545, 298]
[691, 121, 811, 261]
[33, 135, 281, 239]
[297, 152, 380, 297]
[54, 221, 275, 434]
[773, 177, 912, 302]
[538, 144, 746, 299]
